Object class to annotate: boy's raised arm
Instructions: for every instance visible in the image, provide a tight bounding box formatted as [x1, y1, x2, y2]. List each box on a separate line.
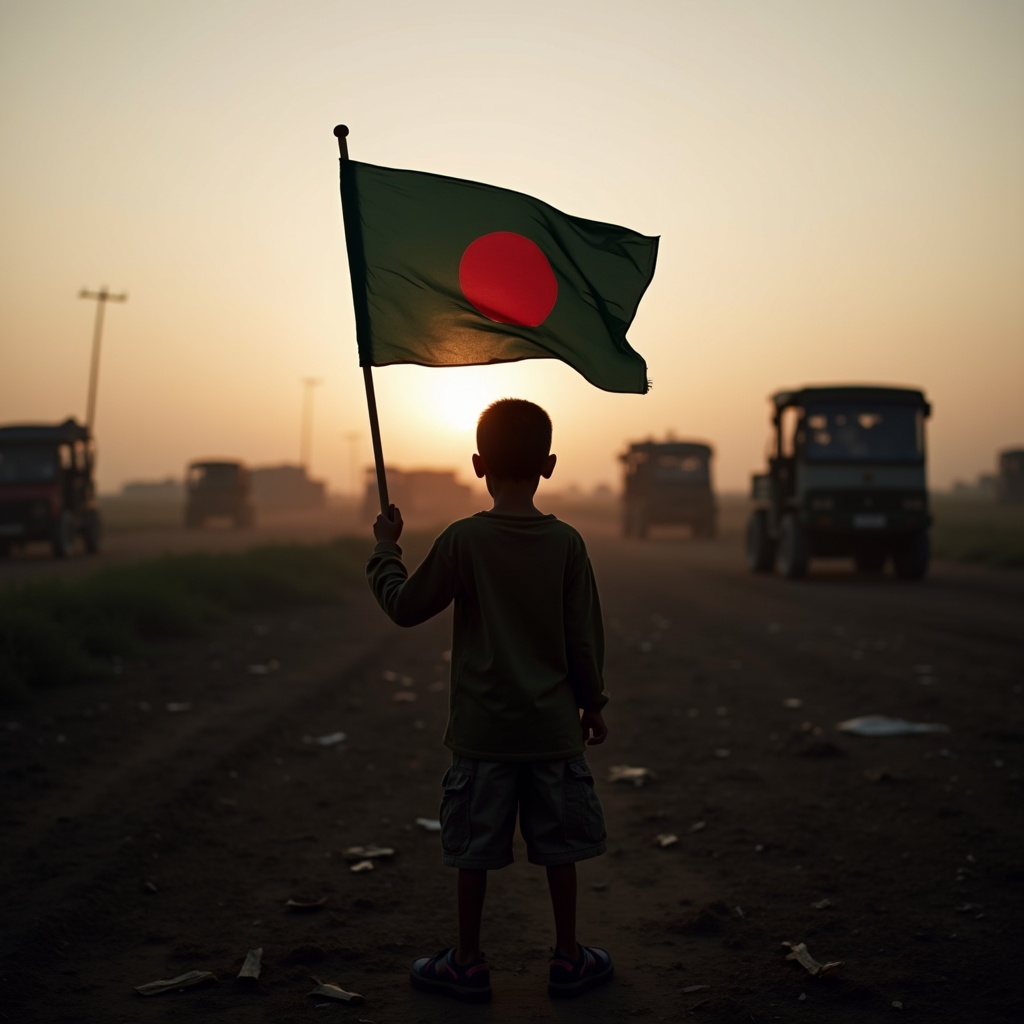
[367, 520, 457, 628]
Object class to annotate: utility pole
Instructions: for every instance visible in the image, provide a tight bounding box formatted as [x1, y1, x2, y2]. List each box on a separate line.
[79, 285, 127, 431]
[300, 377, 323, 471]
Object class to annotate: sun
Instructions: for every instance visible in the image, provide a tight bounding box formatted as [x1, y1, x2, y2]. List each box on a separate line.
[427, 369, 505, 432]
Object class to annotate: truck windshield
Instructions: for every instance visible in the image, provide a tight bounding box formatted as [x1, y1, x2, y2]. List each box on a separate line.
[801, 404, 924, 463]
[190, 464, 241, 487]
[651, 453, 708, 482]
[0, 446, 58, 483]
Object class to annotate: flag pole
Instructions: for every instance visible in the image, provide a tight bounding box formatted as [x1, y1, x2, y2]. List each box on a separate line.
[335, 124, 390, 517]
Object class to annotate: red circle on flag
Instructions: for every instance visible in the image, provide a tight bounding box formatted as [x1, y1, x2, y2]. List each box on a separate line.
[459, 232, 558, 327]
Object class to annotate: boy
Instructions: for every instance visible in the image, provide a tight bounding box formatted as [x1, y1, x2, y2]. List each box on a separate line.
[367, 399, 613, 1002]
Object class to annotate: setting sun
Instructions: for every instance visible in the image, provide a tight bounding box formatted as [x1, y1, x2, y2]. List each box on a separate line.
[425, 367, 516, 433]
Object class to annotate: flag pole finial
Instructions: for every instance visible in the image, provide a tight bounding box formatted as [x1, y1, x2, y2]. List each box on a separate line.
[334, 124, 349, 161]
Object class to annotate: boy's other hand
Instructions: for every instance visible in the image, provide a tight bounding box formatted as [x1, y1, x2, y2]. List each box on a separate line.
[580, 709, 607, 746]
[373, 504, 404, 544]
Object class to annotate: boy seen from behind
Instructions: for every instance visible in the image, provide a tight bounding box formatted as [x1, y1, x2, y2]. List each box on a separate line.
[367, 398, 612, 1002]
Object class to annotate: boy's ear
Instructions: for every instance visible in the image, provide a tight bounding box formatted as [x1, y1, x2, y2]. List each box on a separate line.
[540, 453, 557, 479]
[472, 453, 486, 479]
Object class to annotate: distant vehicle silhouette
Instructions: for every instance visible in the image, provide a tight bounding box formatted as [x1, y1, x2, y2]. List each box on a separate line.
[619, 439, 716, 539]
[361, 467, 476, 527]
[184, 459, 255, 529]
[996, 449, 1024, 505]
[746, 385, 932, 580]
[0, 418, 101, 559]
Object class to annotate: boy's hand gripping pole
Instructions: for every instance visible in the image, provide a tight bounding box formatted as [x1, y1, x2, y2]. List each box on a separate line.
[335, 123, 390, 518]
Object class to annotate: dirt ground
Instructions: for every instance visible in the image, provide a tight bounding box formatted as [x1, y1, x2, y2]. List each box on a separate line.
[1, 519, 1022, 1024]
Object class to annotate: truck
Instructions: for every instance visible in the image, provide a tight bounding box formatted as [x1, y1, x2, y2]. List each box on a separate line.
[361, 467, 476, 526]
[746, 385, 932, 579]
[620, 440, 716, 539]
[184, 459, 255, 529]
[996, 449, 1024, 505]
[0, 418, 102, 558]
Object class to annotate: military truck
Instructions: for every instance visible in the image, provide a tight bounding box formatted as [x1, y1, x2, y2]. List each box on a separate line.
[996, 449, 1024, 505]
[0, 418, 102, 558]
[184, 459, 255, 529]
[620, 440, 716, 539]
[746, 385, 932, 579]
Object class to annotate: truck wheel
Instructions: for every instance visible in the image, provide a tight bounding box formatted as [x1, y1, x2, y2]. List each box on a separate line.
[776, 514, 810, 579]
[854, 549, 886, 573]
[83, 508, 102, 554]
[52, 510, 76, 559]
[624, 506, 647, 539]
[745, 511, 776, 572]
[893, 531, 929, 580]
[634, 512, 648, 539]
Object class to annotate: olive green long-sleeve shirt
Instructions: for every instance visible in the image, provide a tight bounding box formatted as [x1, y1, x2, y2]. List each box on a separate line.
[367, 512, 608, 761]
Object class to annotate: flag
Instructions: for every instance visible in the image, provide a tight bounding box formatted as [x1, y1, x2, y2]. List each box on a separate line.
[340, 160, 658, 394]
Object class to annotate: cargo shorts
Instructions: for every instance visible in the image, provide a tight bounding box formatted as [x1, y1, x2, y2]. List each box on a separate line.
[438, 753, 607, 869]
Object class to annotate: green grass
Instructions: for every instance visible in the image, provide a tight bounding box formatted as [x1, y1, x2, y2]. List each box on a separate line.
[0, 538, 369, 702]
[930, 495, 1024, 568]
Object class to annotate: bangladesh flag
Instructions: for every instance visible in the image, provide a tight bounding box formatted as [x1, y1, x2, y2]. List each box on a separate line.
[340, 160, 658, 394]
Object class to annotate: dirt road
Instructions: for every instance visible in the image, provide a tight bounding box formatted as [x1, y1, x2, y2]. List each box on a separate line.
[1, 522, 1021, 1023]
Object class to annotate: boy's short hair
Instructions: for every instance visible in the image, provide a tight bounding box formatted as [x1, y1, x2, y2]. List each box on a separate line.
[476, 399, 552, 480]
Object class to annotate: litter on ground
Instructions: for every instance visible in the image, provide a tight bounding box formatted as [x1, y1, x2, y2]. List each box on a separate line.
[135, 970, 216, 996]
[608, 765, 657, 786]
[303, 732, 347, 746]
[343, 845, 394, 861]
[285, 897, 327, 911]
[837, 715, 950, 737]
[237, 948, 262, 981]
[415, 817, 441, 832]
[248, 660, 280, 675]
[782, 941, 845, 976]
[308, 981, 365, 1004]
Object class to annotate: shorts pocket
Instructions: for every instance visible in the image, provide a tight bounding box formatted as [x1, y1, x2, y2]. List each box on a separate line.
[564, 757, 606, 846]
[439, 766, 472, 856]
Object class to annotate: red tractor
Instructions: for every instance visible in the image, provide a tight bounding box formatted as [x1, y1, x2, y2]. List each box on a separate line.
[0, 418, 102, 559]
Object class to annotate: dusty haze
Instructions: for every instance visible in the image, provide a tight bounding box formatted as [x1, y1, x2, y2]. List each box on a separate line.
[1, 0, 1022, 496]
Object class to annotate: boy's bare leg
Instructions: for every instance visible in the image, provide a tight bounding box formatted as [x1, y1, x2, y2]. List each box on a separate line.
[546, 863, 578, 959]
[456, 868, 487, 964]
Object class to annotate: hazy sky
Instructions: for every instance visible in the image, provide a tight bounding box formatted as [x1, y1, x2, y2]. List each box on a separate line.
[2, 0, 1022, 496]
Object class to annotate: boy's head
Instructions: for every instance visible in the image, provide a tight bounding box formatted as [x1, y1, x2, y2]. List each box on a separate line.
[475, 399, 553, 481]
